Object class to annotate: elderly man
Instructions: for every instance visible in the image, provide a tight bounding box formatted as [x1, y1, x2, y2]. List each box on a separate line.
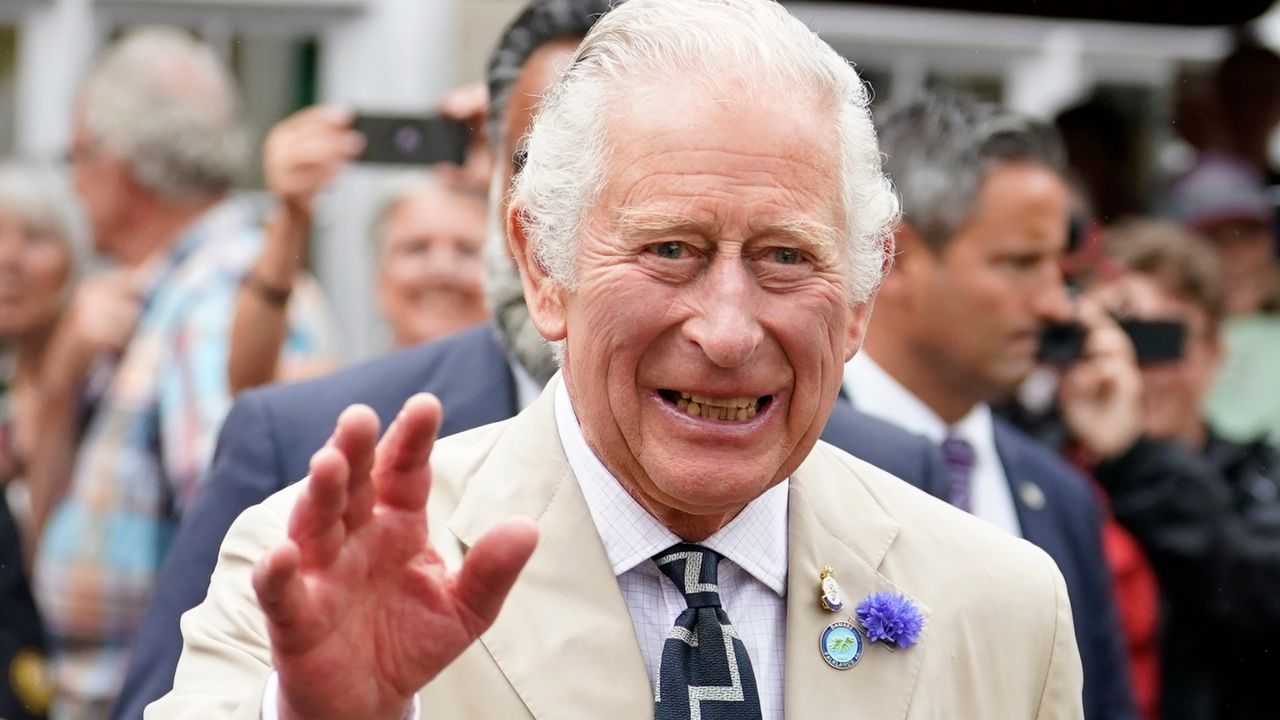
[111, 2, 950, 717]
[843, 94, 1135, 719]
[150, 1, 1082, 718]
[25, 29, 333, 718]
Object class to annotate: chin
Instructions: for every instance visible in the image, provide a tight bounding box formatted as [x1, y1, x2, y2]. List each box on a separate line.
[648, 458, 779, 514]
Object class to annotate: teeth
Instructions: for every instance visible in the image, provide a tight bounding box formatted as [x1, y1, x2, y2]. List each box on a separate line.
[679, 392, 758, 409]
[674, 392, 761, 421]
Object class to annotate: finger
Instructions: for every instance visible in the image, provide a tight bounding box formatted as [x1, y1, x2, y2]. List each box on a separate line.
[289, 446, 350, 568]
[439, 83, 488, 121]
[372, 393, 443, 512]
[332, 404, 380, 530]
[253, 541, 310, 631]
[280, 104, 353, 131]
[449, 518, 538, 637]
[269, 138, 359, 178]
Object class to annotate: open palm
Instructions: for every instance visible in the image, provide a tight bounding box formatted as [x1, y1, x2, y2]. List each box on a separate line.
[252, 394, 538, 720]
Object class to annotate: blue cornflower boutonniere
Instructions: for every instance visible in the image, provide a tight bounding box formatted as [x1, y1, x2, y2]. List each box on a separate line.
[854, 592, 924, 650]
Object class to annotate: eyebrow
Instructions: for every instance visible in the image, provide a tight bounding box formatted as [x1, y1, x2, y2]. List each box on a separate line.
[615, 208, 841, 258]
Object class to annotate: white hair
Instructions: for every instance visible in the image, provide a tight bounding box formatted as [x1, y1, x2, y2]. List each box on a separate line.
[80, 27, 249, 204]
[510, 0, 900, 304]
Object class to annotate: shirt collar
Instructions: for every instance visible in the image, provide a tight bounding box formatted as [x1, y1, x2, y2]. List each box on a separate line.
[553, 378, 789, 596]
[843, 352, 994, 449]
[507, 355, 543, 411]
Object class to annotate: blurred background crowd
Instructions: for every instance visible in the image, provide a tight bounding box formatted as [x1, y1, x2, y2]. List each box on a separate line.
[1, 0, 1279, 719]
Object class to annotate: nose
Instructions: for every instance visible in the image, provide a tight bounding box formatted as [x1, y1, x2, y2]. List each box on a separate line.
[1033, 265, 1074, 325]
[682, 258, 764, 368]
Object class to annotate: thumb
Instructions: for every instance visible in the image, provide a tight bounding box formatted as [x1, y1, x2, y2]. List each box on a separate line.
[450, 518, 538, 636]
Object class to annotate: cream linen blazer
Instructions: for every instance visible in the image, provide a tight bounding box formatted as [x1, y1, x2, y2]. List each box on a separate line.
[148, 380, 1083, 719]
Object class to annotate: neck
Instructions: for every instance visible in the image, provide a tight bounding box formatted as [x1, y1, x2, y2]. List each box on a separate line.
[648, 501, 740, 543]
[1179, 418, 1209, 453]
[114, 195, 219, 267]
[11, 322, 55, 383]
[862, 332, 978, 424]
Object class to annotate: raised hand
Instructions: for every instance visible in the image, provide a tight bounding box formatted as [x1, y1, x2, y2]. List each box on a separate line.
[252, 394, 538, 720]
[263, 105, 364, 217]
[1059, 298, 1144, 461]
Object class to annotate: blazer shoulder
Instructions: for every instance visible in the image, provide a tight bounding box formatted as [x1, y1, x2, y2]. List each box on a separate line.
[808, 441, 1066, 597]
[238, 325, 505, 426]
[821, 402, 937, 488]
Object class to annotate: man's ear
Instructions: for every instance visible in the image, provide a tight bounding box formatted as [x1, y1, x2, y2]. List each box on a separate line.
[843, 298, 874, 362]
[507, 202, 568, 342]
[877, 222, 931, 302]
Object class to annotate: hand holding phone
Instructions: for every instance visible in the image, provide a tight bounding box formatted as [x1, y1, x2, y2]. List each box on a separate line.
[264, 106, 366, 215]
[1057, 299, 1145, 460]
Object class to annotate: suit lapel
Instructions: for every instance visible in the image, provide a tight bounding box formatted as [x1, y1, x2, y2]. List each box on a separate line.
[991, 421, 1051, 547]
[785, 446, 931, 719]
[431, 325, 521, 435]
[445, 382, 652, 720]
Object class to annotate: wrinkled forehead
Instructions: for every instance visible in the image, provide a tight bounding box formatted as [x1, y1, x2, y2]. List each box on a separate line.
[594, 78, 844, 222]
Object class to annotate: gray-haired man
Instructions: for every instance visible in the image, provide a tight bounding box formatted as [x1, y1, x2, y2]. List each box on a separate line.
[29, 28, 335, 719]
[151, 1, 1082, 718]
[115, 3, 951, 716]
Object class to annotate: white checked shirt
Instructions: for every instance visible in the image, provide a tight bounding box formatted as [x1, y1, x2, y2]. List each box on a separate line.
[554, 380, 789, 720]
[843, 352, 1022, 537]
[265, 378, 788, 719]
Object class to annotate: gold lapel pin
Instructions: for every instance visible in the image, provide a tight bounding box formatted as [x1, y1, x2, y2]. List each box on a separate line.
[819, 566, 844, 612]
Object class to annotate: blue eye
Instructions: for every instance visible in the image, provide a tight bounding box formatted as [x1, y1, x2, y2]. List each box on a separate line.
[773, 248, 802, 264]
[653, 242, 687, 260]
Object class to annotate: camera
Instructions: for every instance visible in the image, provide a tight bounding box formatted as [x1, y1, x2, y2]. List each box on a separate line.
[1038, 318, 1187, 367]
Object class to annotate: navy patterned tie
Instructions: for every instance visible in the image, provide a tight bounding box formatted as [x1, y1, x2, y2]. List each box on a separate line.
[652, 544, 763, 720]
[940, 434, 976, 512]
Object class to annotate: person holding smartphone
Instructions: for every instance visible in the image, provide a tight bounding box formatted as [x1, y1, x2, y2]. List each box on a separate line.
[1061, 218, 1280, 720]
[228, 91, 490, 395]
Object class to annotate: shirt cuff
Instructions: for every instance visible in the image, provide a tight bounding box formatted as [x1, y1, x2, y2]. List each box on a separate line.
[263, 671, 420, 720]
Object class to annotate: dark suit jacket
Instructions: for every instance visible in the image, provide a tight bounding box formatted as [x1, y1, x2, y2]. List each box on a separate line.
[992, 418, 1137, 720]
[110, 325, 946, 719]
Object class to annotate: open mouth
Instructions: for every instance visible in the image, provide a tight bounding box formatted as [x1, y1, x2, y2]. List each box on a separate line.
[657, 390, 772, 422]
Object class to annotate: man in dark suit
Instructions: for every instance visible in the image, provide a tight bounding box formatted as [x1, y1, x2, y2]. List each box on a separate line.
[108, 2, 945, 717]
[841, 93, 1137, 720]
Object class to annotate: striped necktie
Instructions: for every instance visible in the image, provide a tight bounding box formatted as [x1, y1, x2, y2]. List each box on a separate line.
[940, 434, 976, 512]
[652, 544, 763, 720]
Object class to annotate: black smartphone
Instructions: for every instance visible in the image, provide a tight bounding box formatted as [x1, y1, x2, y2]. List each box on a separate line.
[352, 114, 469, 166]
[1118, 319, 1186, 365]
[1038, 321, 1087, 368]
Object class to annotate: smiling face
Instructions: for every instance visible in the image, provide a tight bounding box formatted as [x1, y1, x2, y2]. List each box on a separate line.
[0, 203, 73, 340]
[514, 83, 867, 539]
[376, 184, 489, 346]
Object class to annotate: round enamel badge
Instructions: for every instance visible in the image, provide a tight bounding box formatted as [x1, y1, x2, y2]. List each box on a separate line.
[819, 620, 864, 670]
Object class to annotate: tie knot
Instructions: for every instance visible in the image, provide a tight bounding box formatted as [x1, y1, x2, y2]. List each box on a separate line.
[653, 543, 723, 609]
[941, 435, 975, 470]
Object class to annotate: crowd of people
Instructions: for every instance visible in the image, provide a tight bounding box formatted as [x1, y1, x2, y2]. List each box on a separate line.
[0, 0, 1277, 718]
